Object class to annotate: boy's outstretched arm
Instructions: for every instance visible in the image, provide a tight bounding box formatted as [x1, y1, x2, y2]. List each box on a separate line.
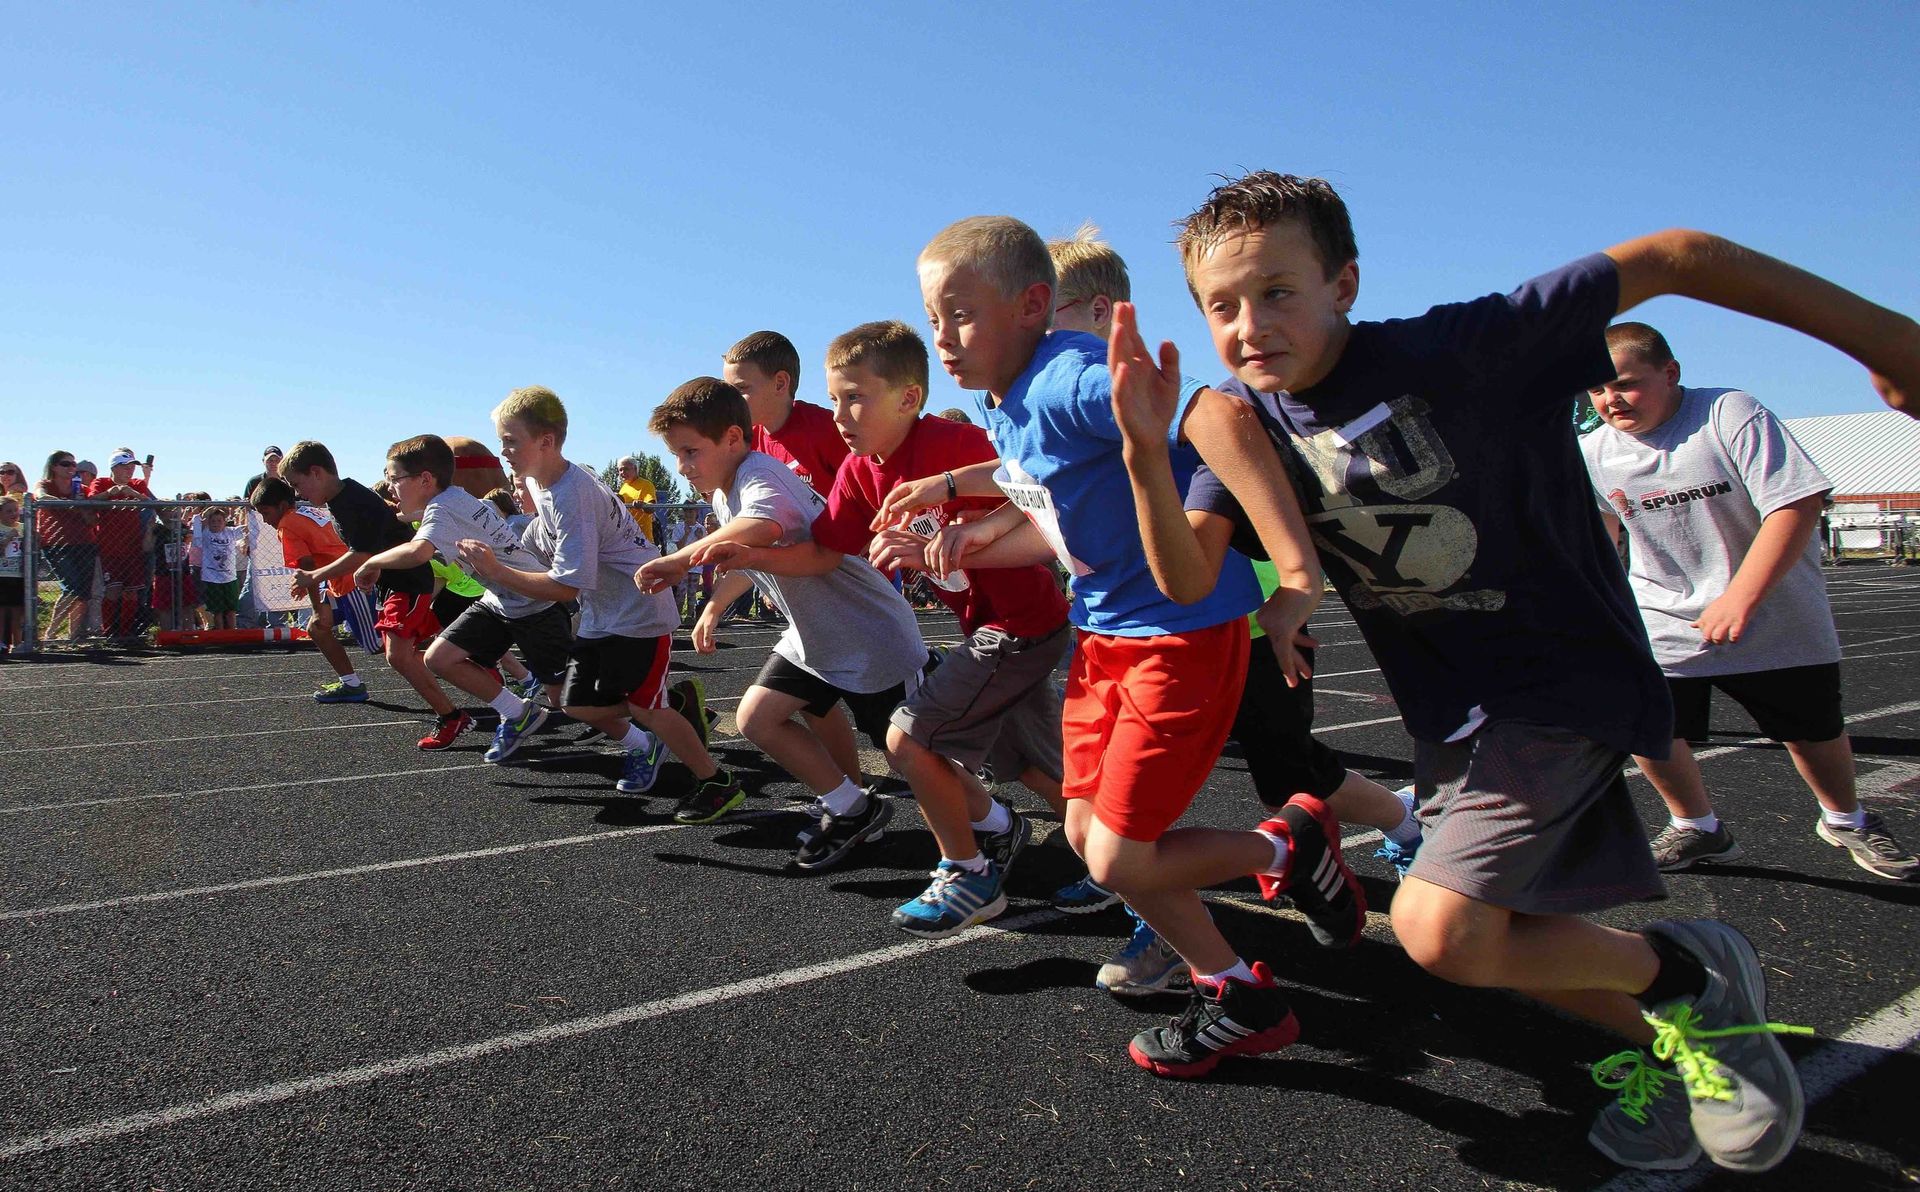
[693, 537, 842, 578]
[1608, 230, 1920, 417]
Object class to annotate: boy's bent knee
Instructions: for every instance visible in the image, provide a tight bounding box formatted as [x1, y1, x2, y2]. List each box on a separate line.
[1390, 878, 1511, 987]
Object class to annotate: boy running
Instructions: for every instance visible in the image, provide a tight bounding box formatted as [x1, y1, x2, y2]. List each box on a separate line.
[1153, 170, 1917, 1171]
[889, 215, 1358, 1081]
[250, 476, 379, 702]
[350, 435, 569, 764]
[283, 440, 467, 749]
[458, 388, 740, 811]
[711, 320, 1070, 934]
[639, 377, 927, 864]
[1582, 322, 1918, 881]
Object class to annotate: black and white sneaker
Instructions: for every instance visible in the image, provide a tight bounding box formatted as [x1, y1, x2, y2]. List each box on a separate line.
[976, 799, 1032, 872]
[1128, 962, 1300, 1078]
[794, 793, 894, 870]
[1256, 793, 1367, 948]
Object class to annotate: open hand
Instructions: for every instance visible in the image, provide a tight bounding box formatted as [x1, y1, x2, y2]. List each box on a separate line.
[872, 475, 948, 531]
[635, 554, 688, 594]
[1108, 301, 1182, 448]
[456, 539, 500, 580]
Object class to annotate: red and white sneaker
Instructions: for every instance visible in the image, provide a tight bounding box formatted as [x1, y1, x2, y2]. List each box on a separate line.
[1128, 962, 1300, 1079]
[418, 711, 473, 751]
[1256, 793, 1367, 948]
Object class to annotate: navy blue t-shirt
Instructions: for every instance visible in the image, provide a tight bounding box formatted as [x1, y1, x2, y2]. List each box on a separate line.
[1186, 253, 1671, 757]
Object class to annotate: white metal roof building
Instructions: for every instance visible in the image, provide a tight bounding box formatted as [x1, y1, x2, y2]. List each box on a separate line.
[1784, 410, 1920, 512]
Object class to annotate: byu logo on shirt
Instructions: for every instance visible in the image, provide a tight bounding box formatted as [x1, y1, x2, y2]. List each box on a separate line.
[1292, 397, 1504, 616]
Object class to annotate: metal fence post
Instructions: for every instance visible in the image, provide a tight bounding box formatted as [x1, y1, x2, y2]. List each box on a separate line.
[20, 494, 37, 654]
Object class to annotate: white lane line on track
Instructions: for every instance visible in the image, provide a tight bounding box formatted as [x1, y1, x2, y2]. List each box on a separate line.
[1592, 982, 1920, 1192]
[1845, 647, 1920, 663]
[1620, 699, 1920, 777]
[11, 693, 311, 718]
[6, 664, 378, 692]
[0, 711, 1409, 818]
[0, 816, 779, 923]
[6, 720, 418, 756]
[0, 906, 1069, 1161]
[1840, 631, 1920, 650]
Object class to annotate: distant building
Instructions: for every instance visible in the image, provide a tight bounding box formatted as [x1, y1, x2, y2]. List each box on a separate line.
[1785, 410, 1920, 557]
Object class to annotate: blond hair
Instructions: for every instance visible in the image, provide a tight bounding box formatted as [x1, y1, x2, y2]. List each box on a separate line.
[493, 386, 568, 446]
[918, 216, 1056, 301]
[825, 320, 930, 404]
[1047, 222, 1131, 306]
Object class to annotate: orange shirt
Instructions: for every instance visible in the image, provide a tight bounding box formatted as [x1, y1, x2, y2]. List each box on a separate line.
[276, 507, 354, 597]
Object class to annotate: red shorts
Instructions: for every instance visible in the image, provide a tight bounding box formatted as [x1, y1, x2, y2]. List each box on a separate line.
[1061, 619, 1251, 842]
[374, 591, 443, 644]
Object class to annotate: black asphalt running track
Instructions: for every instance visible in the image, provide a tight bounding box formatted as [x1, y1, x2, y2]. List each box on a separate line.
[3, 566, 1918, 1191]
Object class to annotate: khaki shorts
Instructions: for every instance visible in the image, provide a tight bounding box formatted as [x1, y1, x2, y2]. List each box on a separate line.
[892, 623, 1068, 779]
[1410, 719, 1665, 916]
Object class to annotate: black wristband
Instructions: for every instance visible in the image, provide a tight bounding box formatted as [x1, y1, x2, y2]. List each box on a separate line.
[944, 471, 956, 501]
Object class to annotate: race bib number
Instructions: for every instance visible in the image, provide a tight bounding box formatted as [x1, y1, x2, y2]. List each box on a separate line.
[995, 466, 1092, 578]
[907, 511, 970, 593]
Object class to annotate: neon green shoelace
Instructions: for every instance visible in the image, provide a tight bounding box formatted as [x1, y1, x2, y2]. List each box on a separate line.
[1642, 1004, 1815, 1102]
[1590, 1049, 1679, 1124]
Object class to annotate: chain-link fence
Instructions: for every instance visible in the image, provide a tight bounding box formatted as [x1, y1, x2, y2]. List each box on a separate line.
[16, 497, 269, 652]
[1827, 509, 1920, 565]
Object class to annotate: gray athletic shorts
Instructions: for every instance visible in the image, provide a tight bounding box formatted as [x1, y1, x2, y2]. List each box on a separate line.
[891, 623, 1067, 779]
[1408, 719, 1665, 916]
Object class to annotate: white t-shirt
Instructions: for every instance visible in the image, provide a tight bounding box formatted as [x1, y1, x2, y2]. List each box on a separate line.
[711, 451, 925, 694]
[415, 486, 554, 620]
[1581, 386, 1838, 677]
[530, 463, 677, 640]
[194, 518, 244, 583]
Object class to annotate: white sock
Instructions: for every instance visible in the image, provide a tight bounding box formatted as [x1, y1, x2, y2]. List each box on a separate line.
[1198, 959, 1257, 986]
[970, 800, 1012, 835]
[1257, 829, 1291, 878]
[619, 725, 652, 754]
[1823, 807, 1868, 830]
[340, 673, 362, 687]
[1672, 813, 1720, 834]
[821, 778, 865, 817]
[488, 690, 529, 720]
[947, 853, 990, 874]
[1384, 797, 1422, 846]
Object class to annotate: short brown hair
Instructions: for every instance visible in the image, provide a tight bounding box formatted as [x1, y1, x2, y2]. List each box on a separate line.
[722, 331, 802, 396]
[1048, 222, 1131, 306]
[493, 386, 568, 446]
[387, 434, 454, 492]
[249, 476, 297, 510]
[281, 441, 338, 479]
[936, 407, 972, 424]
[1605, 322, 1675, 368]
[648, 377, 752, 443]
[1177, 172, 1357, 293]
[825, 320, 930, 398]
[918, 216, 1056, 301]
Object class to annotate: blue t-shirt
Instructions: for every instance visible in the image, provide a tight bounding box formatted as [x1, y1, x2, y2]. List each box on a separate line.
[976, 330, 1260, 637]
[1186, 254, 1671, 756]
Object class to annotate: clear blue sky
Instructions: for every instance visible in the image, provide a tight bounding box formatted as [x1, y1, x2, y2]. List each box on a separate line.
[5, 3, 1917, 498]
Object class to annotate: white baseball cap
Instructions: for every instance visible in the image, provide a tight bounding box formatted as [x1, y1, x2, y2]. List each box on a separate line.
[110, 449, 139, 468]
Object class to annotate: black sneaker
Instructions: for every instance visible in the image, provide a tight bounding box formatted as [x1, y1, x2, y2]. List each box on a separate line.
[794, 793, 894, 870]
[1256, 793, 1367, 948]
[1128, 962, 1301, 1078]
[674, 770, 746, 824]
[976, 800, 1032, 872]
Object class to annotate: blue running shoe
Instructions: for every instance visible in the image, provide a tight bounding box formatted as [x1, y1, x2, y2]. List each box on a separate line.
[1053, 874, 1121, 915]
[484, 703, 548, 764]
[891, 860, 1008, 938]
[1097, 908, 1192, 997]
[509, 673, 546, 704]
[616, 734, 667, 794]
[1374, 836, 1421, 880]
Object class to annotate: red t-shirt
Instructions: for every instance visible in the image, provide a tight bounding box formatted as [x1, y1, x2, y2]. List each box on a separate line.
[811, 415, 1068, 638]
[86, 475, 152, 558]
[752, 400, 850, 498]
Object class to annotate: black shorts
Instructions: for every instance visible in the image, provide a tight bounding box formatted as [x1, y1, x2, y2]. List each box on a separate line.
[0, 576, 22, 607]
[1231, 639, 1348, 807]
[1668, 662, 1845, 744]
[439, 601, 573, 682]
[432, 587, 480, 630]
[563, 634, 667, 709]
[753, 652, 914, 750]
